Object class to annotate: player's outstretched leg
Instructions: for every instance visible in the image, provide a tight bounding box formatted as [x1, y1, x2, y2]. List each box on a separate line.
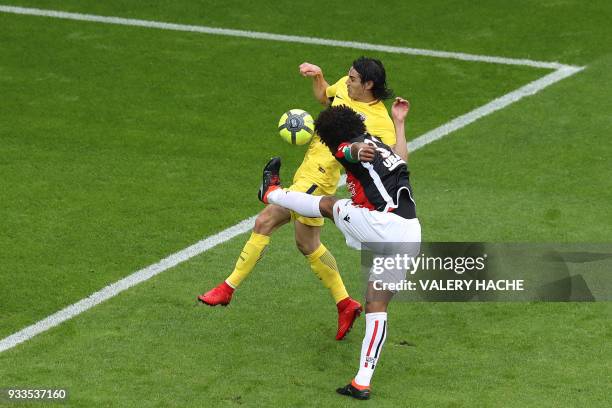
[198, 227, 271, 306]
[259, 161, 325, 218]
[198, 158, 287, 306]
[197, 229, 271, 306]
[198, 210, 289, 306]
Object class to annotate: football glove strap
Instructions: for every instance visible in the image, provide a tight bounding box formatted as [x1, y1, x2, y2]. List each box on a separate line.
[343, 144, 359, 163]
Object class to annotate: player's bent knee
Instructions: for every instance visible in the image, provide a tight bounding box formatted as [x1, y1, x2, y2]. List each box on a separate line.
[295, 237, 320, 256]
[254, 205, 290, 234]
[294, 224, 321, 255]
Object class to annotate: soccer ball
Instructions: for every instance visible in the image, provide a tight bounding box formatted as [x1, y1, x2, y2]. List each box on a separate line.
[278, 109, 314, 145]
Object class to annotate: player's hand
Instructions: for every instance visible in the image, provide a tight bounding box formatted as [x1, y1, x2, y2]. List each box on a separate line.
[351, 143, 376, 162]
[299, 62, 323, 77]
[392, 97, 410, 123]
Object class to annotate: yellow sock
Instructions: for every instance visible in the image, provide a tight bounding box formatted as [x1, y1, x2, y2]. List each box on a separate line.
[307, 244, 349, 303]
[226, 232, 270, 288]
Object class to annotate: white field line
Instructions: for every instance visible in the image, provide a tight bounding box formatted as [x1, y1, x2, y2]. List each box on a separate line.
[0, 5, 585, 354]
[0, 4, 580, 70]
[408, 65, 584, 151]
[0, 217, 258, 353]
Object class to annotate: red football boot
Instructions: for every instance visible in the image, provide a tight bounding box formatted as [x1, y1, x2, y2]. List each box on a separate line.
[198, 281, 234, 306]
[336, 297, 362, 340]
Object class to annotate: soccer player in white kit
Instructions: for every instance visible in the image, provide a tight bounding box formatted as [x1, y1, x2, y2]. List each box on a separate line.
[259, 101, 421, 400]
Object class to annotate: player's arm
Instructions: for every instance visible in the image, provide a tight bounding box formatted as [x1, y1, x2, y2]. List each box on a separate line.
[335, 142, 376, 163]
[299, 62, 330, 105]
[349, 143, 376, 162]
[391, 97, 410, 162]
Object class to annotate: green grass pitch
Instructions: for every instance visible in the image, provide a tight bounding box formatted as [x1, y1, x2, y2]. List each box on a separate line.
[1, 0, 611, 406]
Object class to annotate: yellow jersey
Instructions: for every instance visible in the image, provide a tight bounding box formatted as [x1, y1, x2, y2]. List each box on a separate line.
[293, 76, 396, 195]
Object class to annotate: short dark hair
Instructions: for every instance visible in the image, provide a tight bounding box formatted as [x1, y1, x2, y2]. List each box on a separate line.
[352, 56, 393, 100]
[314, 105, 366, 152]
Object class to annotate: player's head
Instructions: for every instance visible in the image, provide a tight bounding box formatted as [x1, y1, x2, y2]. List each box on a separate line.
[314, 105, 366, 152]
[347, 56, 393, 101]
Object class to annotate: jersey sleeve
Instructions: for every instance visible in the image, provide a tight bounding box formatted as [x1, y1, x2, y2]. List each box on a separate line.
[371, 116, 396, 146]
[334, 142, 354, 166]
[326, 76, 348, 99]
[334, 136, 367, 165]
[334, 142, 351, 161]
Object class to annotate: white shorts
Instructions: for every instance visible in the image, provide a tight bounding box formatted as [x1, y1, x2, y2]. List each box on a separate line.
[332, 199, 421, 291]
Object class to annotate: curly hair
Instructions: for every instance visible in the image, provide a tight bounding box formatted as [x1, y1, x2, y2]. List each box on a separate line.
[314, 105, 367, 152]
[352, 56, 393, 100]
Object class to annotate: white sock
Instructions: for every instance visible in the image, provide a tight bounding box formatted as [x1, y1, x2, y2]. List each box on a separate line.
[267, 189, 323, 217]
[354, 312, 388, 387]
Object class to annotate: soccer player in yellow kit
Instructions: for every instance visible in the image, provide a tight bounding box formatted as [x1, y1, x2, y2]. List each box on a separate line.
[198, 57, 398, 340]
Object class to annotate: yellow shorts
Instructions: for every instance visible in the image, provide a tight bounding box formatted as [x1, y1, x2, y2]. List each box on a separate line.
[287, 178, 336, 227]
